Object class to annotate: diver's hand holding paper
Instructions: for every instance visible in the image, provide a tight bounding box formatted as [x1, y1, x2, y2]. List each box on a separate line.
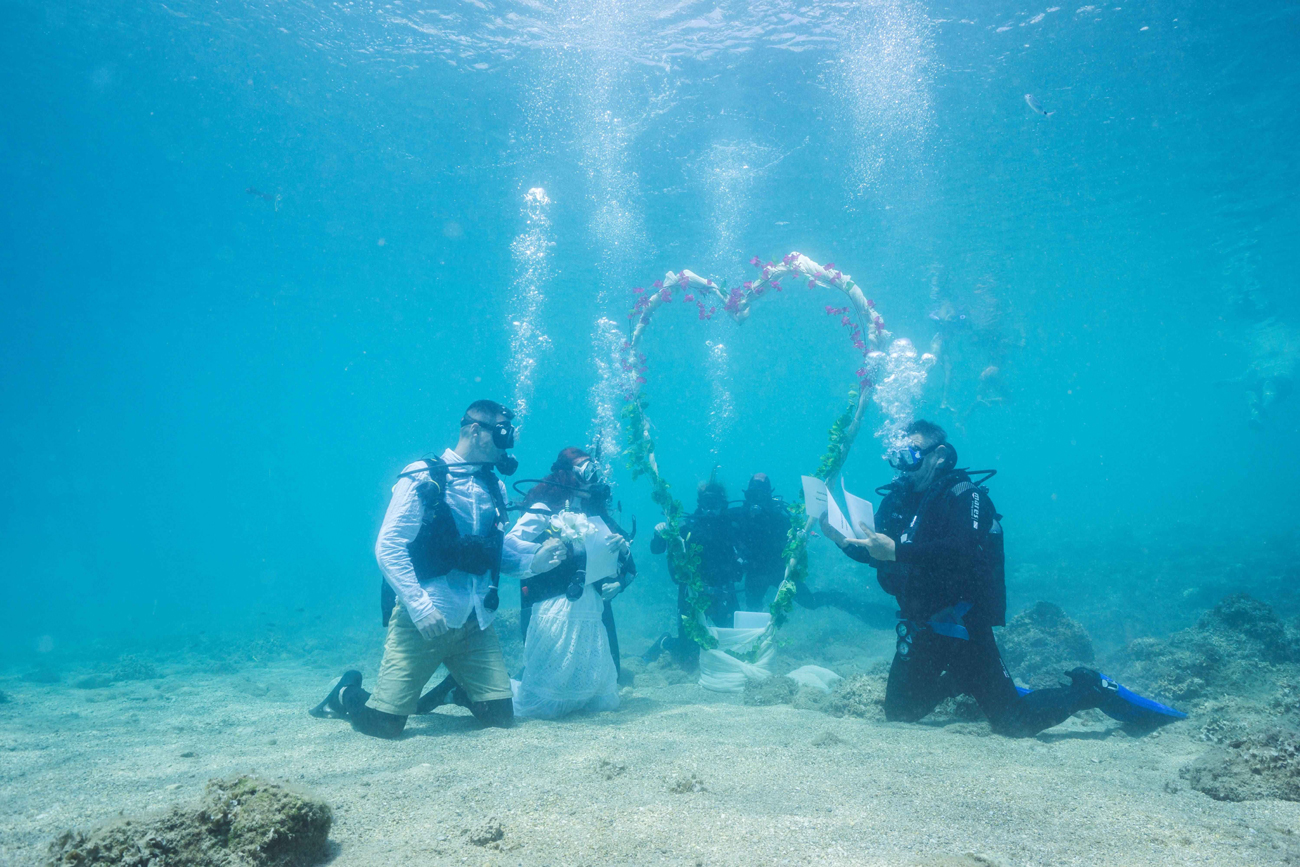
[803, 475, 874, 541]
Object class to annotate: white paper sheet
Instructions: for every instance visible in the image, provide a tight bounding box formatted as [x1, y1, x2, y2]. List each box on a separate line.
[841, 478, 875, 535]
[583, 516, 619, 584]
[801, 475, 829, 520]
[824, 488, 854, 540]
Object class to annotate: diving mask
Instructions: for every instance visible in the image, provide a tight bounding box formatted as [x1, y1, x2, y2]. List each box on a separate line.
[889, 440, 940, 473]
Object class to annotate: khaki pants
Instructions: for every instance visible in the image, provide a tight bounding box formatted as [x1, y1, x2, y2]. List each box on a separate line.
[366, 603, 512, 716]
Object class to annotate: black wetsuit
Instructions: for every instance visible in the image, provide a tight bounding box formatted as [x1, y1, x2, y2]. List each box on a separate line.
[732, 499, 796, 610]
[843, 470, 1096, 737]
[650, 510, 742, 665]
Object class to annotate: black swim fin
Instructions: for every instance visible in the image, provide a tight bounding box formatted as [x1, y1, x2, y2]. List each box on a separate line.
[309, 670, 361, 719]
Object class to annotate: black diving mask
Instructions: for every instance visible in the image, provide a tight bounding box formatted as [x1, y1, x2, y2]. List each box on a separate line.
[575, 459, 612, 504]
[889, 441, 940, 473]
[463, 408, 516, 450]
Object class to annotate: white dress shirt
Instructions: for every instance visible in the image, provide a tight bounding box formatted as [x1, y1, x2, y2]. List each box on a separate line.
[374, 448, 521, 631]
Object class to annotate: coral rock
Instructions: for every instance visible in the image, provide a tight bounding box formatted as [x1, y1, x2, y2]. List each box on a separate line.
[1182, 728, 1300, 802]
[998, 602, 1094, 689]
[46, 776, 332, 867]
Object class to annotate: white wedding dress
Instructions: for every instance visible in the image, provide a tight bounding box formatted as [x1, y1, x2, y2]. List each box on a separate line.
[511, 581, 620, 720]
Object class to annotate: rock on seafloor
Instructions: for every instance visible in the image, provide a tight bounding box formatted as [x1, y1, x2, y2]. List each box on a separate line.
[997, 601, 1095, 688]
[45, 775, 331, 867]
[1181, 727, 1300, 802]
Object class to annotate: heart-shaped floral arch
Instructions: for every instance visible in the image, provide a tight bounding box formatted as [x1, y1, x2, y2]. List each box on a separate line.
[617, 252, 933, 650]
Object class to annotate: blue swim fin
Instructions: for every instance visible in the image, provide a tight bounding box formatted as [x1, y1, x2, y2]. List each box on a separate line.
[1095, 673, 1187, 726]
[1017, 671, 1187, 729]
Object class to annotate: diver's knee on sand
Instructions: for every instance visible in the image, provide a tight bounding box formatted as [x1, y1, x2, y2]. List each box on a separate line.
[469, 697, 514, 728]
[341, 684, 408, 739]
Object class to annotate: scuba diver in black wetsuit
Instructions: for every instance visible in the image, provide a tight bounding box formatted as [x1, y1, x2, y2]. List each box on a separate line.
[732, 474, 796, 610]
[643, 479, 742, 670]
[821, 419, 1183, 737]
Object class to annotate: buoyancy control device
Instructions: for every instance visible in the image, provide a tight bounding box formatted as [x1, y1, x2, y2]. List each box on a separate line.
[379, 458, 510, 625]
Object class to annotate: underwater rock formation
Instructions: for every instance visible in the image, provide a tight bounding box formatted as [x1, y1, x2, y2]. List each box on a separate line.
[466, 817, 505, 847]
[1182, 728, 1300, 802]
[823, 673, 887, 720]
[46, 776, 332, 867]
[1118, 593, 1299, 702]
[997, 602, 1095, 689]
[742, 675, 798, 706]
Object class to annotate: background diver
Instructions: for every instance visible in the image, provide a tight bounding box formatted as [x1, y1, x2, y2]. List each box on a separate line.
[643, 477, 742, 670]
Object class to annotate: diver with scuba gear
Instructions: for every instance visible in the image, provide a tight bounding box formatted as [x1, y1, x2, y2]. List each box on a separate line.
[506, 447, 635, 672]
[502, 448, 632, 718]
[731, 473, 797, 610]
[310, 400, 522, 738]
[644, 478, 743, 670]
[822, 419, 1183, 737]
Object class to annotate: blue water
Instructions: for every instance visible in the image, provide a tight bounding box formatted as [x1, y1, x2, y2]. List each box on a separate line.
[2, 0, 1298, 665]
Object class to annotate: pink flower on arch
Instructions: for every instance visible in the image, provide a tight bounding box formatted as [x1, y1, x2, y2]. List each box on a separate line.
[808, 279, 817, 289]
[825, 263, 835, 271]
[743, 281, 754, 291]
[684, 293, 695, 302]
[635, 376, 647, 384]
[633, 286, 645, 294]
[678, 274, 689, 289]
[653, 280, 664, 290]
[750, 256, 761, 267]
[783, 253, 795, 266]
[866, 298, 875, 309]
[771, 281, 782, 292]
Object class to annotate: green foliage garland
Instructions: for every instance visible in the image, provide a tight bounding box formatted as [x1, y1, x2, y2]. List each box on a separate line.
[622, 398, 718, 650]
[769, 389, 859, 627]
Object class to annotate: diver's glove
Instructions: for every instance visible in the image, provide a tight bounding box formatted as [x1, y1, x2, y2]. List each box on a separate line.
[455, 536, 495, 575]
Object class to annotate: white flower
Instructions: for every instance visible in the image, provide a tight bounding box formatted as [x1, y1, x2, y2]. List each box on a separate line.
[550, 511, 597, 544]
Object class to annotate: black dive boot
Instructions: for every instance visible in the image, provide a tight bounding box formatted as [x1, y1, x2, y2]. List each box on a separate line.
[309, 670, 361, 719]
[414, 673, 460, 715]
[641, 633, 671, 664]
[340, 683, 407, 739]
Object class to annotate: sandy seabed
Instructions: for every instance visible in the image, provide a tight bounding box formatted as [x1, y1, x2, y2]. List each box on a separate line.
[2, 658, 1297, 867]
